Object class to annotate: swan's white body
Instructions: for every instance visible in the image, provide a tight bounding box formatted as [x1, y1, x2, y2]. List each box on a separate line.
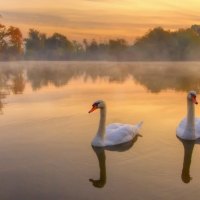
[177, 91, 200, 140]
[89, 100, 143, 147]
[177, 118, 200, 140]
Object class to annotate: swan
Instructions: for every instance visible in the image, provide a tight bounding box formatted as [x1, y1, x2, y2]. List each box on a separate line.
[176, 91, 200, 140]
[88, 100, 143, 147]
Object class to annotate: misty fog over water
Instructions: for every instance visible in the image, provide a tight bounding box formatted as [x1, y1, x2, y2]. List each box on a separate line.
[0, 61, 199, 200]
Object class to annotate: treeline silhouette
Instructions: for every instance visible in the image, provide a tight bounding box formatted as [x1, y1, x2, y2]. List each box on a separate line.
[1, 23, 200, 60]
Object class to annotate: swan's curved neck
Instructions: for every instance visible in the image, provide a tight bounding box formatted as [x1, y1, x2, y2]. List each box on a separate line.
[186, 99, 195, 133]
[97, 107, 106, 138]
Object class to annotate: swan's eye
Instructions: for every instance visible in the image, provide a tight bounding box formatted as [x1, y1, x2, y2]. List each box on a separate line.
[191, 94, 196, 98]
[92, 102, 100, 107]
[190, 94, 198, 104]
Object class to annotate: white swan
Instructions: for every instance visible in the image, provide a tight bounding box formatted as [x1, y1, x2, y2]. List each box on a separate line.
[177, 91, 200, 140]
[88, 100, 143, 147]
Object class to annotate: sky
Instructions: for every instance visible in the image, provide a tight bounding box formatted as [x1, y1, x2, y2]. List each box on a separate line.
[0, 0, 200, 42]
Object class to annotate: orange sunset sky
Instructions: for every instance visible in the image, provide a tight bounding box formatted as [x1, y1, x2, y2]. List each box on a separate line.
[0, 0, 200, 42]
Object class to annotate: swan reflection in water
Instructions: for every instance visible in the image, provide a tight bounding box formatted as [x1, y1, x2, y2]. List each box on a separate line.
[89, 136, 140, 188]
[177, 136, 195, 183]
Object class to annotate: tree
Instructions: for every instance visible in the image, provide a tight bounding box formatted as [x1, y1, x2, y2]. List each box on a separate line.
[11, 71, 25, 94]
[191, 25, 200, 36]
[45, 33, 73, 59]
[133, 27, 172, 60]
[0, 24, 8, 59]
[108, 39, 128, 59]
[7, 26, 23, 57]
[72, 40, 84, 59]
[25, 29, 46, 59]
[0, 24, 23, 60]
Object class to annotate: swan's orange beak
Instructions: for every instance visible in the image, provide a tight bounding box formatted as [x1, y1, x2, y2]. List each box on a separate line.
[192, 96, 198, 105]
[88, 106, 97, 113]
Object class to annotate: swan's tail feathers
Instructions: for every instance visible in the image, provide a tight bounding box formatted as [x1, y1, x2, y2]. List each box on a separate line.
[138, 121, 143, 128]
[134, 121, 143, 135]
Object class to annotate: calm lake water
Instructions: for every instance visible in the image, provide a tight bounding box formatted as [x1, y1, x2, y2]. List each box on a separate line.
[0, 61, 200, 199]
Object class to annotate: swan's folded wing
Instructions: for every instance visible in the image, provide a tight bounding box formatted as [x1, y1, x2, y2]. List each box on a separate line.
[105, 125, 134, 146]
[106, 123, 124, 130]
[195, 118, 200, 138]
[176, 118, 186, 138]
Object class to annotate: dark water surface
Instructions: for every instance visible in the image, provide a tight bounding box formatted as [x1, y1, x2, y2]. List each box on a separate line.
[0, 61, 200, 199]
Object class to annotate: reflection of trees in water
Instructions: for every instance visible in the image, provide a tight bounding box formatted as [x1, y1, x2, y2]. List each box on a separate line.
[0, 66, 25, 112]
[0, 62, 200, 111]
[25, 62, 200, 93]
[27, 64, 85, 90]
[11, 72, 25, 94]
[132, 63, 200, 93]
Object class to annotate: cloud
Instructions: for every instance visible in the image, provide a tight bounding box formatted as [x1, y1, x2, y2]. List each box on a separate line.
[1, 11, 68, 27]
[1, 1, 200, 41]
[84, 0, 119, 2]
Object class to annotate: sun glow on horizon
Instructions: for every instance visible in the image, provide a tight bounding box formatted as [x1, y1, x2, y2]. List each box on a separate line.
[0, 0, 200, 42]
